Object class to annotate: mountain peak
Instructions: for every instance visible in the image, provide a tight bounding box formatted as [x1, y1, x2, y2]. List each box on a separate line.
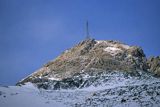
[17, 39, 159, 89]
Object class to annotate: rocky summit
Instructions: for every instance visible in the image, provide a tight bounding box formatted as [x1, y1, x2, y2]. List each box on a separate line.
[17, 39, 160, 90]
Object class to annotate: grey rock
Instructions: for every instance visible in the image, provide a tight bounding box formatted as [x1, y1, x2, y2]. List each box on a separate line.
[147, 56, 160, 76]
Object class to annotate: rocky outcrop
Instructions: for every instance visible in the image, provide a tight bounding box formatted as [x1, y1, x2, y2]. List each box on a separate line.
[16, 39, 159, 89]
[147, 56, 160, 76]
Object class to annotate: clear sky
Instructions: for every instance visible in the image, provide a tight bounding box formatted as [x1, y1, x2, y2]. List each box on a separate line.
[0, 0, 160, 85]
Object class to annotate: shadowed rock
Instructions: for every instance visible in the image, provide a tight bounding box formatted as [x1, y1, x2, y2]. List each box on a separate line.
[147, 56, 160, 76]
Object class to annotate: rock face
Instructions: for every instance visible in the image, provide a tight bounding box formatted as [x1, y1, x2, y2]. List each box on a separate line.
[147, 56, 160, 76]
[17, 39, 159, 90]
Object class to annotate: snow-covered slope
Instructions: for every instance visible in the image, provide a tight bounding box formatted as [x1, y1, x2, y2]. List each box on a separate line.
[1, 72, 160, 107]
[0, 83, 65, 107]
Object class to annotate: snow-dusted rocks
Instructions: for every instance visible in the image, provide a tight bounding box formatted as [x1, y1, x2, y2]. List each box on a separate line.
[1, 75, 160, 107]
[104, 47, 123, 56]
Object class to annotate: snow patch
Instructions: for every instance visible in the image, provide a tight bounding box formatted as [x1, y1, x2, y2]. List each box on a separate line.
[104, 47, 122, 52]
[96, 40, 110, 45]
[104, 47, 122, 56]
[120, 44, 130, 49]
[48, 77, 61, 81]
[96, 40, 130, 49]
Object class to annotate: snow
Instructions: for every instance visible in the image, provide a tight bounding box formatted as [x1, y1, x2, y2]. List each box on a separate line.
[79, 71, 159, 92]
[1, 71, 160, 107]
[48, 77, 61, 81]
[104, 47, 122, 56]
[104, 47, 122, 52]
[0, 83, 91, 107]
[20, 82, 39, 91]
[0, 83, 64, 107]
[1, 80, 160, 107]
[64, 49, 69, 53]
[120, 44, 130, 49]
[95, 40, 131, 56]
[18, 67, 50, 83]
[96, 40, 130, 49]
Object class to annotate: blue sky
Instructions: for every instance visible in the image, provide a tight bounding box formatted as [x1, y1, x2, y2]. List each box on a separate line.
[0, 0, 160, 85]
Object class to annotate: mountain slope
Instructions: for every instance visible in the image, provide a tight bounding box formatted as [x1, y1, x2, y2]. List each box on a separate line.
[1, 39, 160, 107]
[17, 39, 153, 89]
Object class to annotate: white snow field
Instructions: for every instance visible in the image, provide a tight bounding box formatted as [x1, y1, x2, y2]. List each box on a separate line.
[0, 83, 91, 107]
[0, 72, 160, 107]
[0, 83, 65, 107]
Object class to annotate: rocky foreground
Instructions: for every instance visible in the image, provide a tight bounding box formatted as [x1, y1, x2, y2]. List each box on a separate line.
[0, 72, 160, 107]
